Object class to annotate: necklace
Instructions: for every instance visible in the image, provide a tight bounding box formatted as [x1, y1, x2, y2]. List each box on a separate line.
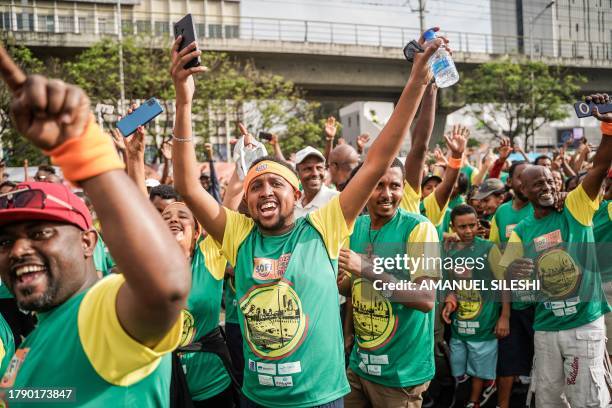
[366, 223, 382, 259]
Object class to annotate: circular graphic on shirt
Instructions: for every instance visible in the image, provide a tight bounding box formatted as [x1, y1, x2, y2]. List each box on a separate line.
[538, 249, 581, 299]
[179, 309, 197, 347]
[456, 289, 482, 320]
[240, 281, 307, 359]
[352, 279, 397, 350]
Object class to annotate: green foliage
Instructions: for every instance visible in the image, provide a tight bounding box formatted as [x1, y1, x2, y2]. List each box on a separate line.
[0, 39, 47, 166]
[458, 59, 584, 148]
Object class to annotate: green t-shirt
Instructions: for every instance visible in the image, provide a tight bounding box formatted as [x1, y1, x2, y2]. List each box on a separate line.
[0, 274, 181, 407]
[0, 314, 14, 375]
[500, 185, 611, 332]
[445, 237, 501, 342]
[348, 209, 440, 387]
[594, 200, 612, 283]
[179, 236, 231, 401]
[461, 165, 478, 190]
[93, 234, 116, 277]
[0, 281, 12, 299]
[221, 197, 351, 408]
[224, 276, 239, 324]
[490, 201, 534, 310]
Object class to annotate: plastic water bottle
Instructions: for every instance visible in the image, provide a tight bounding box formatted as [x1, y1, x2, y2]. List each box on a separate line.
[423, 29, 459, 88]
[233, 136, 268, 180]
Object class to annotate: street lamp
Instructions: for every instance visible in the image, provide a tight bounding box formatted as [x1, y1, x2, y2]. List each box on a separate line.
[528, 0, 554, 152]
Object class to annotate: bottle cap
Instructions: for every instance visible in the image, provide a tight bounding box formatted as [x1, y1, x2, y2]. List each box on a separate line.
[423, 29, 436, 41]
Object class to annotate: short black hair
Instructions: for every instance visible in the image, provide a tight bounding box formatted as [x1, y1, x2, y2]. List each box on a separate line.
[250, 156, 298, 178]
[149, 184, 180, 201]
[343, 158, 404, 188]
[37, 164, 56, 175]
[450, 204, 478, 223]
[455, 172, 468, 195]
[533, 155, 550, 165]
[509, 160, 529, 179]
[0, 180, 16, 190]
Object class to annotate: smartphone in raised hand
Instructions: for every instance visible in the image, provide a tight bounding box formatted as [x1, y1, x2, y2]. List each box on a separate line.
[574, 100, 612, 118]
[258, 132, 273, 141]
[174, 14, 201, 69]
[116, 98, 164, 137]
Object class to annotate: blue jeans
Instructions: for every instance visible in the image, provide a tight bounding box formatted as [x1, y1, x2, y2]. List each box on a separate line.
[241, 396, 344, 408]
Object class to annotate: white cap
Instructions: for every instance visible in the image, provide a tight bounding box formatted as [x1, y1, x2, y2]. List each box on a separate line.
[145, 178, 161, 188]
[295, 146, 325, 165]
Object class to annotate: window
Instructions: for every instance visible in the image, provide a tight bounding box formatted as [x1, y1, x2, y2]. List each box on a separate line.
[77, 17, 89, 33]
[225, 25, 239, 38]
[195, 23, 206, 38]
[122, 20, 133, 35]
[155, 21, 169, 36]
[576, 23, 579, 33]
[1, 12, 11, 30]
[136, 20, 151, 34]
[209, 24, 222, 38]
[16, 13, 34, 31]
[38, 15, 54, 32]
[57, 16, 72, 33]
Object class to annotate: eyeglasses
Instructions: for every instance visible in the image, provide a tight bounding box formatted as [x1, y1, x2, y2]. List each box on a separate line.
[0, 188, 88, 226]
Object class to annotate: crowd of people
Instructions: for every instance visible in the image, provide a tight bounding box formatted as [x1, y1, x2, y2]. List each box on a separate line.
[0, 28, 610, 408]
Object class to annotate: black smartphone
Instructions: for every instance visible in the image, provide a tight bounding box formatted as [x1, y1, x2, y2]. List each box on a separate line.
[258, 132, 273, 141]
[574, 100, 612, 118]
[403, 40, 424, 62]
[174, 14, 200, 69]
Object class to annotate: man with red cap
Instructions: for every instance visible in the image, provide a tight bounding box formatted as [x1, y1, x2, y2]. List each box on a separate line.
[0, 46, 190, 406]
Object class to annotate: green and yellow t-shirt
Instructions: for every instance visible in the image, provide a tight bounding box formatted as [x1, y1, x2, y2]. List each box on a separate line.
[0, 315, 14, 375]
[179, 235, 231, 401]
[594, 200, 612, 283]
[461, 164, 479, 190]
[221, 196, 351, 408]
[0, 274, 182, 407]
[490, 201, 534, 246]
[499, 185, 611, 332]
[401, 183, 449, 236]
[93, 234, 116, 278]
[444, 237, 504, 342]
[224, 276, 239, 325]
[348, 208, 440, 387]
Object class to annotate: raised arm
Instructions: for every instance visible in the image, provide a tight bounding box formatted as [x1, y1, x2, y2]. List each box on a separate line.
[581, 93, 612, 200]
[323, 116, 337, 163]
[1, 47, 190, 348]
[170, 38, 227, 243]
[114, 105, 148, 197]
[433, 125, 468, 208]
[205, 143, 222, 204]
[488, 136, 512, 179]
[339, 32, 445, 224]
[404, 83, 437, 191]
[269, 134, 287, 162]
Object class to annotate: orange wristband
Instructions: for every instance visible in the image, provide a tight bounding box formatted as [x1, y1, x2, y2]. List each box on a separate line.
[448, 157, 462, 169]
[601, 122, 612, 136]
[45, 117, 125, 183]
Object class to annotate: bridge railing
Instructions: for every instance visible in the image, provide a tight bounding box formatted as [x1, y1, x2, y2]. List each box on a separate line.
[1, 4, 610, 64]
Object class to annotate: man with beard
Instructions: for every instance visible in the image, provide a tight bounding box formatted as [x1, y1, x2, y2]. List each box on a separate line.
[499, 93, 612, 408]
[488, 160, 535, 408]
[0, 47, 190, 406]
[294, 146, 338, 218]
[170, 30, 446, 407]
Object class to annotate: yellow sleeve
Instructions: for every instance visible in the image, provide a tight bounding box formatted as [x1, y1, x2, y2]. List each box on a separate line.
[400, 183, 421, 214]
[565, 184, 599, 226]
[221, 208, 255, 267]
[78, 274, 182, 386]
[308, 195, 353, 259]
[498, 230, 524, 269]
[488, 245, 505, 280]
[200, 235, 227, 281]
[0, 339, 4, 368]
[471, 167, 480, 185]
[422, 192, 449, 227]
[608, 201, 612, 221]
[407, 221, 441, 280]
[489, 217, 501, 245]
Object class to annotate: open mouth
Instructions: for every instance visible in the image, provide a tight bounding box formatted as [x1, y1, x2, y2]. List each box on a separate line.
[259, 201, 279, 216]
[539, 193, 554, 204]
[12, 264, 48, 291]
[377, 202, 394, 209]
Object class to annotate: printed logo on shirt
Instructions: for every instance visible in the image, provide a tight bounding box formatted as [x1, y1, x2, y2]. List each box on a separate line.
[0, 348, 29, 388]
[533, 229, 562, 252]
[505, 224, 517, 238]
[241, 280, 307, 359]
[352, 279, 397, 350]
[253, 253, 292, 280]
[537, 248, 581, 299]
[178, 309, 197, 347]
[456, 288, 482, 320]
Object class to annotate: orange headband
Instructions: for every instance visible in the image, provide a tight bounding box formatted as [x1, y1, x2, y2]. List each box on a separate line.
[243, 160, 300, 193]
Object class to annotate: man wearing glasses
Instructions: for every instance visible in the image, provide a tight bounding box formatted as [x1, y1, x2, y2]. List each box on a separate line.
[0, 47, 190, 407]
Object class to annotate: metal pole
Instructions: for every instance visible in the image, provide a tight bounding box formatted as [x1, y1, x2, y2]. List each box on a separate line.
[117, 0, 126, 116]
[418, 0, 426, 33]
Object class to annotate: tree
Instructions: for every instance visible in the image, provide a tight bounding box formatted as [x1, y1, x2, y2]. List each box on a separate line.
[0, 39, 48, 166]
[458, 59, 584, 149]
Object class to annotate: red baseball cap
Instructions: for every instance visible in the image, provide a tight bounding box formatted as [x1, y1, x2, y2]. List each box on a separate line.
[0, 182, 92, 231]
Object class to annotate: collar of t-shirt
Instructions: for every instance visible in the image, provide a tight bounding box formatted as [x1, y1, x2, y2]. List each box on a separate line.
[297, 185, 339, 210]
